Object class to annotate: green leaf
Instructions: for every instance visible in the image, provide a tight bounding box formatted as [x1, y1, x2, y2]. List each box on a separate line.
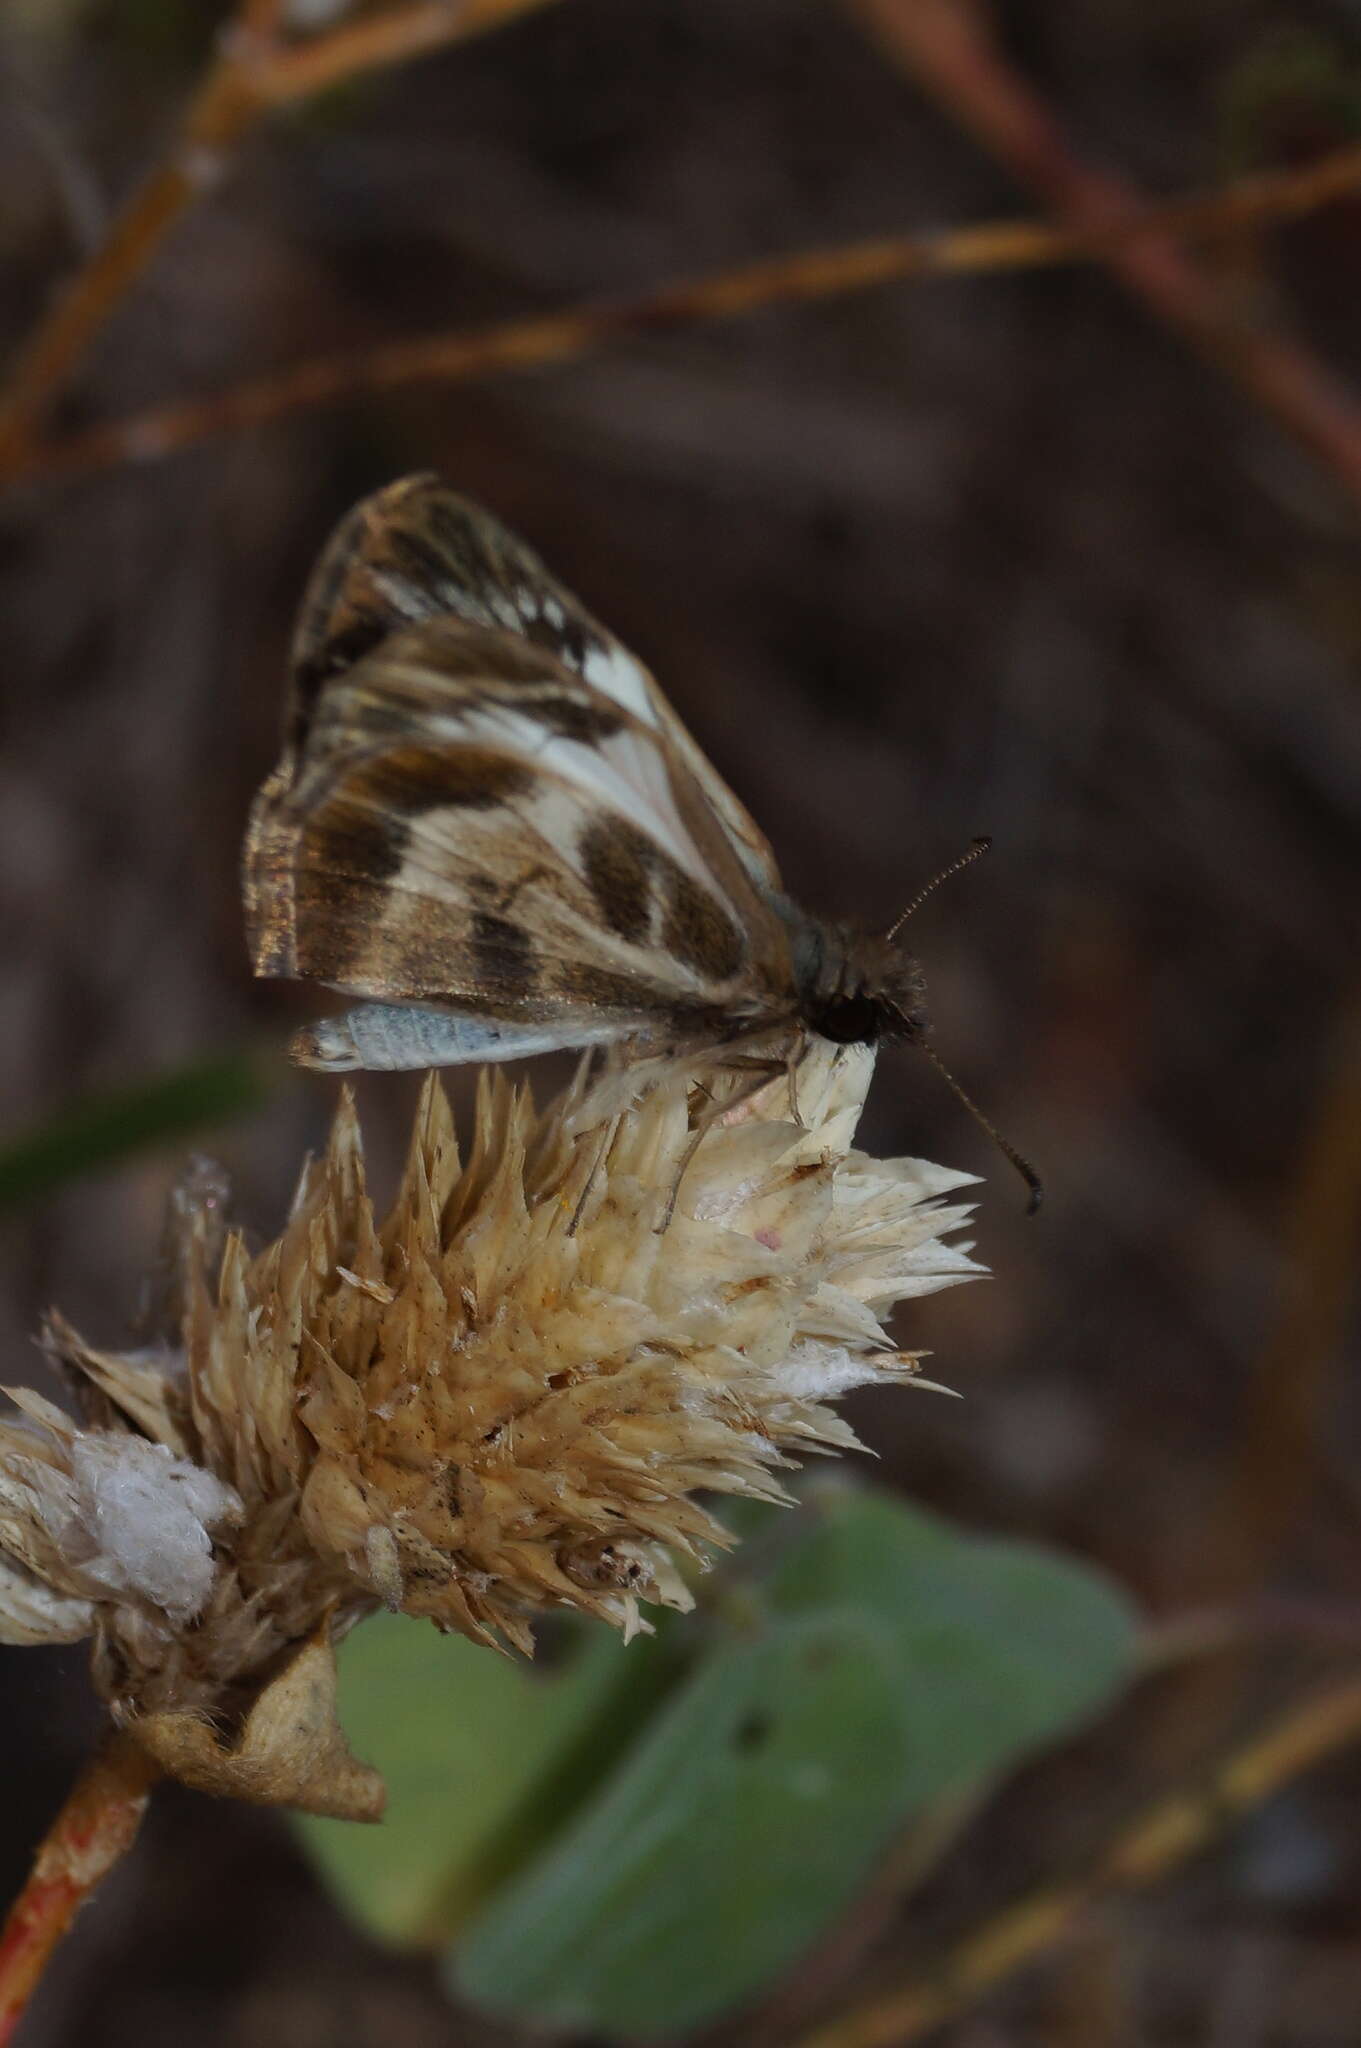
[298, 1613, 684, 1943]
[453, 1608, 911, 2035]
[0, 1052, 271, 1213]
[451, 1484, 1138, 2037]
[300, 1483, 1138, 2039]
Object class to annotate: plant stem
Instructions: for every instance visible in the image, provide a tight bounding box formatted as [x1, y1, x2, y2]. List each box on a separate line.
[847, 0, 1361, 504]
[0, 0, 566, 477]
[0, 1732, 160, 2047]
[8, 141, 1361, 491]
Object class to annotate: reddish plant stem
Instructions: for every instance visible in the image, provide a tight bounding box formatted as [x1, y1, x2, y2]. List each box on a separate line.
[847, 0, 1361, 504]
[6, 141, 1361, 491]
[0, 0, 566, 475]
[0, 1732, 160, 2048]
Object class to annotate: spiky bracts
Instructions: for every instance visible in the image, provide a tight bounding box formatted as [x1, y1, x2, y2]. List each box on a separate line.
[1, 1044, 981, 1815]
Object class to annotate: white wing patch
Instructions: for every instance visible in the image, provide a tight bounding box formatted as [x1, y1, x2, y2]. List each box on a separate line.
[580, 636, 658, 728]
[377, 652, 719, 894]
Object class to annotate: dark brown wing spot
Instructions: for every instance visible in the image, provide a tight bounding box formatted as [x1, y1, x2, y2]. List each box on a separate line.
[662, 869, 745, 981]
[470, 911, 537, 993]
[528, 693, 625, 745]
[359, 745, 534, 816]
[577, 812, 745, 984]
[522, 609, 602, 675]
[423, 491, 482, 563]
[578, 817, 655, 942]
[417, 493, 610, 677]
[405, 622, 565, 686]
[291, 610, 394, 740]
[296, 748, 533, 959]
[386, 524, 470, 608]
[309, 799, 409, 885]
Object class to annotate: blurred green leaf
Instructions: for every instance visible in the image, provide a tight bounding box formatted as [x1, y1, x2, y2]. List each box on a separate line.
[455, 1606, 913, 2037]
[299, 1612, 686, 1943]
[451, 1484, 1138, 2037]
[300, 1482, 1137, 2039]
[0, 1052, 271, 1212]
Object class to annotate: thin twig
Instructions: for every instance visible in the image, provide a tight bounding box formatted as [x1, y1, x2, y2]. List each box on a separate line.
[257, 0, 560, 103]
[6, 141, 1361, 490]
[1140, 1595, 1361, 1672]
[796, 1670, 1361, 2048]
[845, 0, 1361, 505]
[0, 1732, 160, 2048]
[235, 0, 291, 41]
[0, 0, 566, 474]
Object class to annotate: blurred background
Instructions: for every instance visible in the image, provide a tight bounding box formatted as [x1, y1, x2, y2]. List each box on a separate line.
[2, 1, 1360, 2042]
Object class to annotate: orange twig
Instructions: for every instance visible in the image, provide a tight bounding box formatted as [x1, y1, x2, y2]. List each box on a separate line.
[846, 0, 1361, 505]
[0, 0, 566, 474]
[235, 0, 290, 40]
[7, 141, 1361, 490]
[796, 1670, 1361, 2048]
[0, 1732, 160, 2048]
[257, 0, 560, 103]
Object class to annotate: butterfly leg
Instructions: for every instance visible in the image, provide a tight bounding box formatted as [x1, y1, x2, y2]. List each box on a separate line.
[657, 1120, 710, 1235]
[568, 1112, 623, 1236]
[702, 1049, 800, 1126]
[785, 1042, 805, 1127]
[656, 1060, 792, 1233]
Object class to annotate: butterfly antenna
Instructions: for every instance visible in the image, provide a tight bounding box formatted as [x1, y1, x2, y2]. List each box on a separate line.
[915, 1039, 1044, 1214]
[884, 836, 992, 944]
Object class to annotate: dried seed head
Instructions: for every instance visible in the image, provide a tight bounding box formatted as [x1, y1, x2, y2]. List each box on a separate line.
[1, 1042, 981, 1815]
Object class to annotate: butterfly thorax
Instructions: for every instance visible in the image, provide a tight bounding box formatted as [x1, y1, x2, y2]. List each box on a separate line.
[790, 919, 928, 1048]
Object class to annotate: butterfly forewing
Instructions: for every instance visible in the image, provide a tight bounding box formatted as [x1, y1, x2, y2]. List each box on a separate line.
[245, 607, 796, 1062]
[287, 474, 782, 896]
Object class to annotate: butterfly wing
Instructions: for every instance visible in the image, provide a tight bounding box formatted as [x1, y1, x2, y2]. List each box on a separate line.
[288, 473, 783, 898]
[244, 613, 798, 1065]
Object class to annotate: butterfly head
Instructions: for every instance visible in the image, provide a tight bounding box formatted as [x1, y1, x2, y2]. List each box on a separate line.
[797, 835, 996, 1045]
[799, 927, 928, 1047]
[792, 842, 1043, 1211]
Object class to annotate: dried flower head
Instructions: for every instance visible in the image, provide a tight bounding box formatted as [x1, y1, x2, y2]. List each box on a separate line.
[1, 1043, 981, 1817]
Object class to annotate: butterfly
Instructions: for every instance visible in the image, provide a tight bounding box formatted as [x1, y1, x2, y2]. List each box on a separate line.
[244, 475, 1039, 1205]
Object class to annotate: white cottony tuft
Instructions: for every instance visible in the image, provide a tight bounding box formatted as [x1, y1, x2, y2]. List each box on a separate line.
[773, 1343, 902, 1403]
[64, 1435, 242, 1628]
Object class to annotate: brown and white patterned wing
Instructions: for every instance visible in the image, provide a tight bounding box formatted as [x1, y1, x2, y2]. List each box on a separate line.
[244, 615, 796, 1068]
[288, 473, 783, 899]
